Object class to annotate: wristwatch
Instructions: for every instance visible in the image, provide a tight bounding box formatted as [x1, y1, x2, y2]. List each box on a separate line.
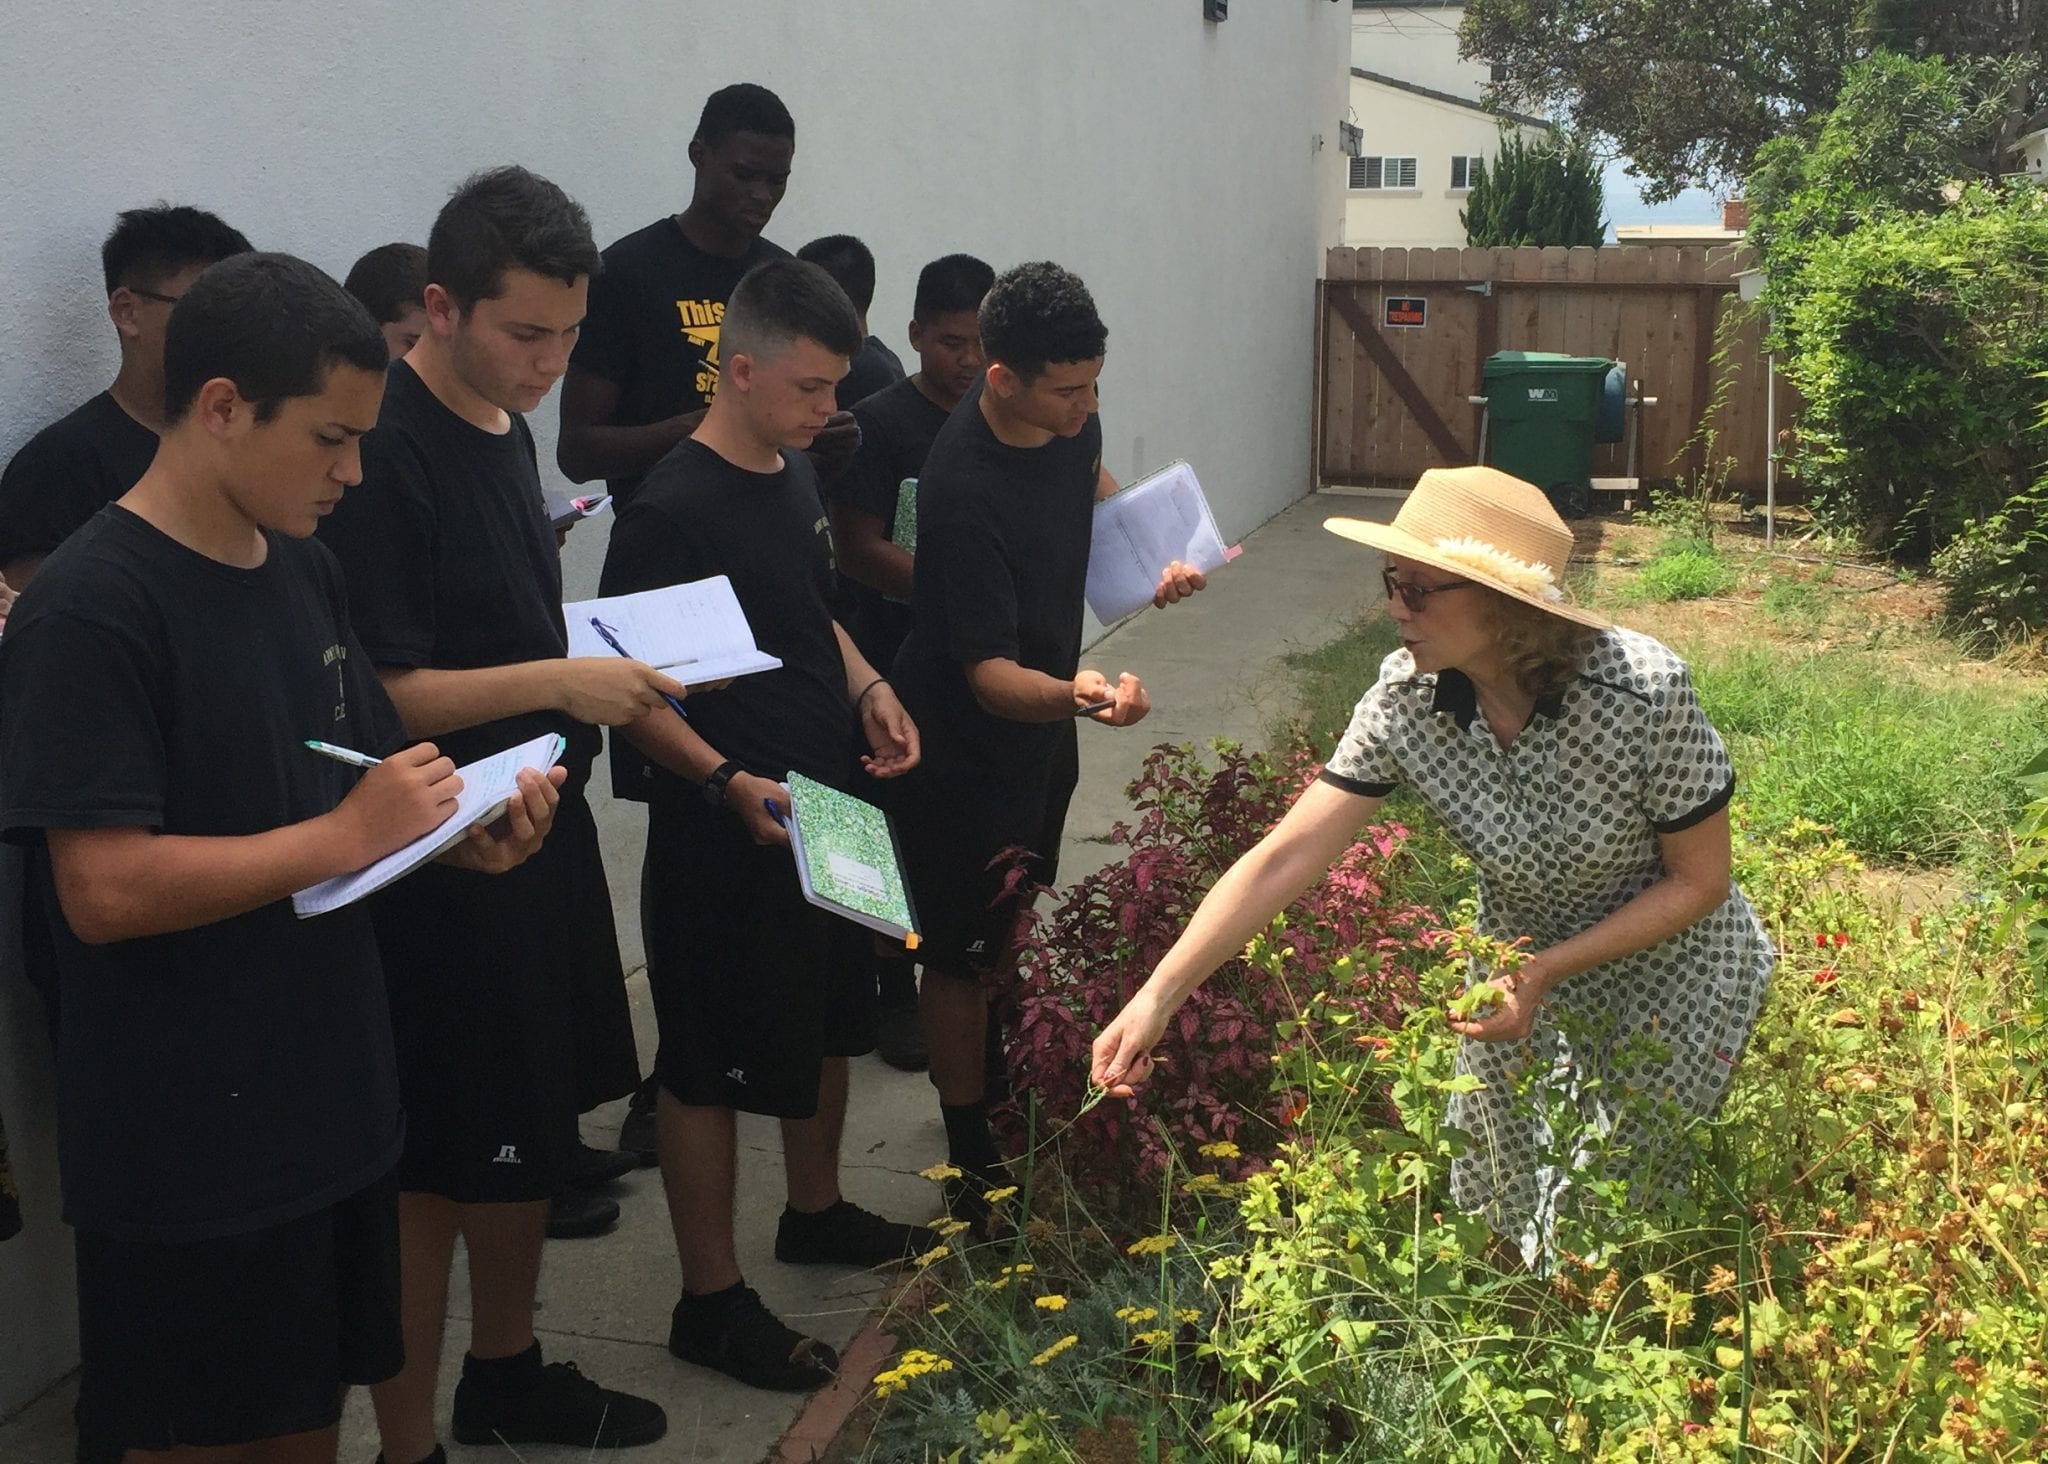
[700, 759, 743, 808]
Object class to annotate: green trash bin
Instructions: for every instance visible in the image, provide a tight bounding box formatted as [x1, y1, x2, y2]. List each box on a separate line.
[1481, 351, 1614, 518]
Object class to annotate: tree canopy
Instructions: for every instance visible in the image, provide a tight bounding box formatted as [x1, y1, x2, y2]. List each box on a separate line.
[1460, 0, 2045, 200]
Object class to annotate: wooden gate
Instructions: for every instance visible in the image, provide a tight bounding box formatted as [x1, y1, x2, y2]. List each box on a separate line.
[1314, 245, 1778, 494]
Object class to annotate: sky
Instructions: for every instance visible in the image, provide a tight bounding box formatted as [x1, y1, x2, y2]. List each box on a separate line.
[1601, 161, 1727, 230]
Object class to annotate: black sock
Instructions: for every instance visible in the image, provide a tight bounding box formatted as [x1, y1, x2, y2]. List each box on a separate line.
[941, 1099, 1002, 1175]
[876, 953, 917, 1007]
[783, 1196, 847, 1222]
[462, 1340, 542, 1391]
[628, 1071, 659, 1114]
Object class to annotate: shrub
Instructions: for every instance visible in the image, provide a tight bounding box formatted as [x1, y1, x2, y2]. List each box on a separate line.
[994, 741, 1438, 1227]
[1932, 416, 2048, 643]
[1747, 53, 2048, 564]
[864, 793, 2048, 1463]
[1460, 129, 1606, 248]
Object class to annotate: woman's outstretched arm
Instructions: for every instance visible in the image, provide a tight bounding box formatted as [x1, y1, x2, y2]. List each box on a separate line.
[1091, 777, 1386, 1094]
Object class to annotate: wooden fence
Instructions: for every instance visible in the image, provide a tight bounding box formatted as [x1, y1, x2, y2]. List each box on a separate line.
[1315, 244, 1786, 495]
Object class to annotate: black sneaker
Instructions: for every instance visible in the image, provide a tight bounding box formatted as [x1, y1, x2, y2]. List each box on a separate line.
[546, 1188, 620, 1240]
[668, 1284, 840, 1392]
[450, 1359, 667, 1448]
[568, 1139, 639, 1190]
[774, 1198, 938, 1268]
[875, 1000, 928, 1071]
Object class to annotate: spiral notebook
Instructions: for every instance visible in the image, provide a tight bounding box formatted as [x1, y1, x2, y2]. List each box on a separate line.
[292, 732, 567, 917]
[563, 575, 782, 684]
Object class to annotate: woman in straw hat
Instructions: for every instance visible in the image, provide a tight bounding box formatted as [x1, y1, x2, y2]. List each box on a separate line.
[1091, 466, 1772, 1256]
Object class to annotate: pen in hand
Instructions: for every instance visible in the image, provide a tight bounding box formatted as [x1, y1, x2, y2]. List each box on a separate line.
[588, 618, 690, 721]
[304, 740, 383, 769]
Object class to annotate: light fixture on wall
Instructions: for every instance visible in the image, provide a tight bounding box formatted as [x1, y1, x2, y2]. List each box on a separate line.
[1203, 0, 1227, 20]
[1339, 121, 1363, 157]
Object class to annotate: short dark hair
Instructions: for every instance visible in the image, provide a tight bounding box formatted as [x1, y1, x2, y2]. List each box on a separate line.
[101, 204, 252, 296]
[163, 253, 388, 426]
[426, 166, 600, 311]
[342, 242, 429, 324]
[721, 258, 863, 367]
[695, 82, 795, 146]
[979, 261, 1107, 383]
[795, 235, 877, 315]
[914, 254, 996, 323]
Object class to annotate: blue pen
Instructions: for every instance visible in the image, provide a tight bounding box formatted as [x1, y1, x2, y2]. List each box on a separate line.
[765, 798, 787, 827]
[588, 617, 689, 721]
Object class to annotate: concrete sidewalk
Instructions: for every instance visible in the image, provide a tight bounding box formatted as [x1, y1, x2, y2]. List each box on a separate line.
[0, 492, 1386, 1464]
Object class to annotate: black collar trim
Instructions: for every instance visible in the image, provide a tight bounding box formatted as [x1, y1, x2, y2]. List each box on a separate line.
[1429, 668, 1565, 731]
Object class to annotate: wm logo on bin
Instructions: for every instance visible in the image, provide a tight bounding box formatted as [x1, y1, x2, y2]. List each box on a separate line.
[1526, 388, 1559, 402]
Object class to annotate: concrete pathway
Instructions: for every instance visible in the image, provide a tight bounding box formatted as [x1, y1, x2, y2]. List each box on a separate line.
[0, 492, 1387, 1464]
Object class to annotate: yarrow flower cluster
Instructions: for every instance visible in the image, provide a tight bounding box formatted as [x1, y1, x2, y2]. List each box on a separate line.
[1030, 1334, 1079, 1366]
[1430, 536, 1564, 602]
[1127, 1233, 1178, 1257]
[872, 1348, 953, 1398]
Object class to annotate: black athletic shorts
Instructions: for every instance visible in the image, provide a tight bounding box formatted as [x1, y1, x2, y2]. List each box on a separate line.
[892, 732, 1080, 978]
[373, 786, 638, 1201]
[641, 799, 877, 1118]
[74, 1168, 401, 1451]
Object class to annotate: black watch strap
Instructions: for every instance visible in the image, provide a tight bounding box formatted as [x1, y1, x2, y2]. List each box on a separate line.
[700, 759, 743, 807]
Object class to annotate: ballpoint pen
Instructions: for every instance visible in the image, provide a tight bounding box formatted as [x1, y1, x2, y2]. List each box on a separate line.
[587, 617, 690, 720]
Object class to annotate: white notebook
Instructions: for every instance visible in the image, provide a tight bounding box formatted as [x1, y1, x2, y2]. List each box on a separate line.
[292, 732, 567, 918]
[563, 575, 783, 684]
[1084, 460, 1239, 623]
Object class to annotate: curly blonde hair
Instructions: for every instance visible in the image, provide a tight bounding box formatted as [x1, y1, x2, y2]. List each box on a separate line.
[1481, 589, 1599, 698]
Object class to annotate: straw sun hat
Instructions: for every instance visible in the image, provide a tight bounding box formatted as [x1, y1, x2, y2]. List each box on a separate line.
[1323, 466, 1609, 630]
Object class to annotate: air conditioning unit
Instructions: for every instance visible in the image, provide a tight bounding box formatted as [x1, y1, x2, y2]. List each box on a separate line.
[1339, 121, 1363, 158]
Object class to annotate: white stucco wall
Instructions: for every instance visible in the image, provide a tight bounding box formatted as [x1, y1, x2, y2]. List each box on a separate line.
[0, 0, 1347, 1418]
[1351, 2, 1481, 102]
[1340, 79, 1545, 246]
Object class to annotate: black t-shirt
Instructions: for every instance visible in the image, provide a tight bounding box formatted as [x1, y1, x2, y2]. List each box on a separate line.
[835, 375, 952, 663]
[836, 336, 906, 413]
[0, 392, 159, 567]
[599, 440, 854, 803]
[0, 507, 407, 1242]
[319, 360, 596, 782]
[890, 383, 1102, 803]
[570, 219, 789, 504]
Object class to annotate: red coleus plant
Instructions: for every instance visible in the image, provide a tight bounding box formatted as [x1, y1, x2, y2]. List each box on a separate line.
[986, 740, 1443, 1224]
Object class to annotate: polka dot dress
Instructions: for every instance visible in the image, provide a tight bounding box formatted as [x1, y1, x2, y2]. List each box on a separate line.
[1322, 629, 1774, 1256]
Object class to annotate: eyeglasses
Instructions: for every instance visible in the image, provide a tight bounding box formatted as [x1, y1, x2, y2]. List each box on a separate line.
[1382, 566, 1478, 613]
[126, 287, 183, 306]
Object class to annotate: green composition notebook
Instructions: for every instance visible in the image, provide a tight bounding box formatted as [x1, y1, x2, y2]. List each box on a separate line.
[784, 772, 920, 947]
[885, 477, 918, 604]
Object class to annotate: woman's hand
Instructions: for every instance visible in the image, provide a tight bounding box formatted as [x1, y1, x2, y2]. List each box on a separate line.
[1446, 958, 1553, 1043]
[1091, 993, 1173, 1096]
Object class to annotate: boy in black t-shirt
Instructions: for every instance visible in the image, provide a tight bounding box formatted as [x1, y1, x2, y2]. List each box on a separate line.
[0, 204, 250, 590]
[599, 258, 935, 1394]
[344, 241, 431, 360]
[320, 169, 675, 1462]
[0, 251, 566, 1464]
[886, 263, 1204, 1220]
[828, 253, 994, 1070]
[795, 234, 906, 411]
[561, 83, 857, 505]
